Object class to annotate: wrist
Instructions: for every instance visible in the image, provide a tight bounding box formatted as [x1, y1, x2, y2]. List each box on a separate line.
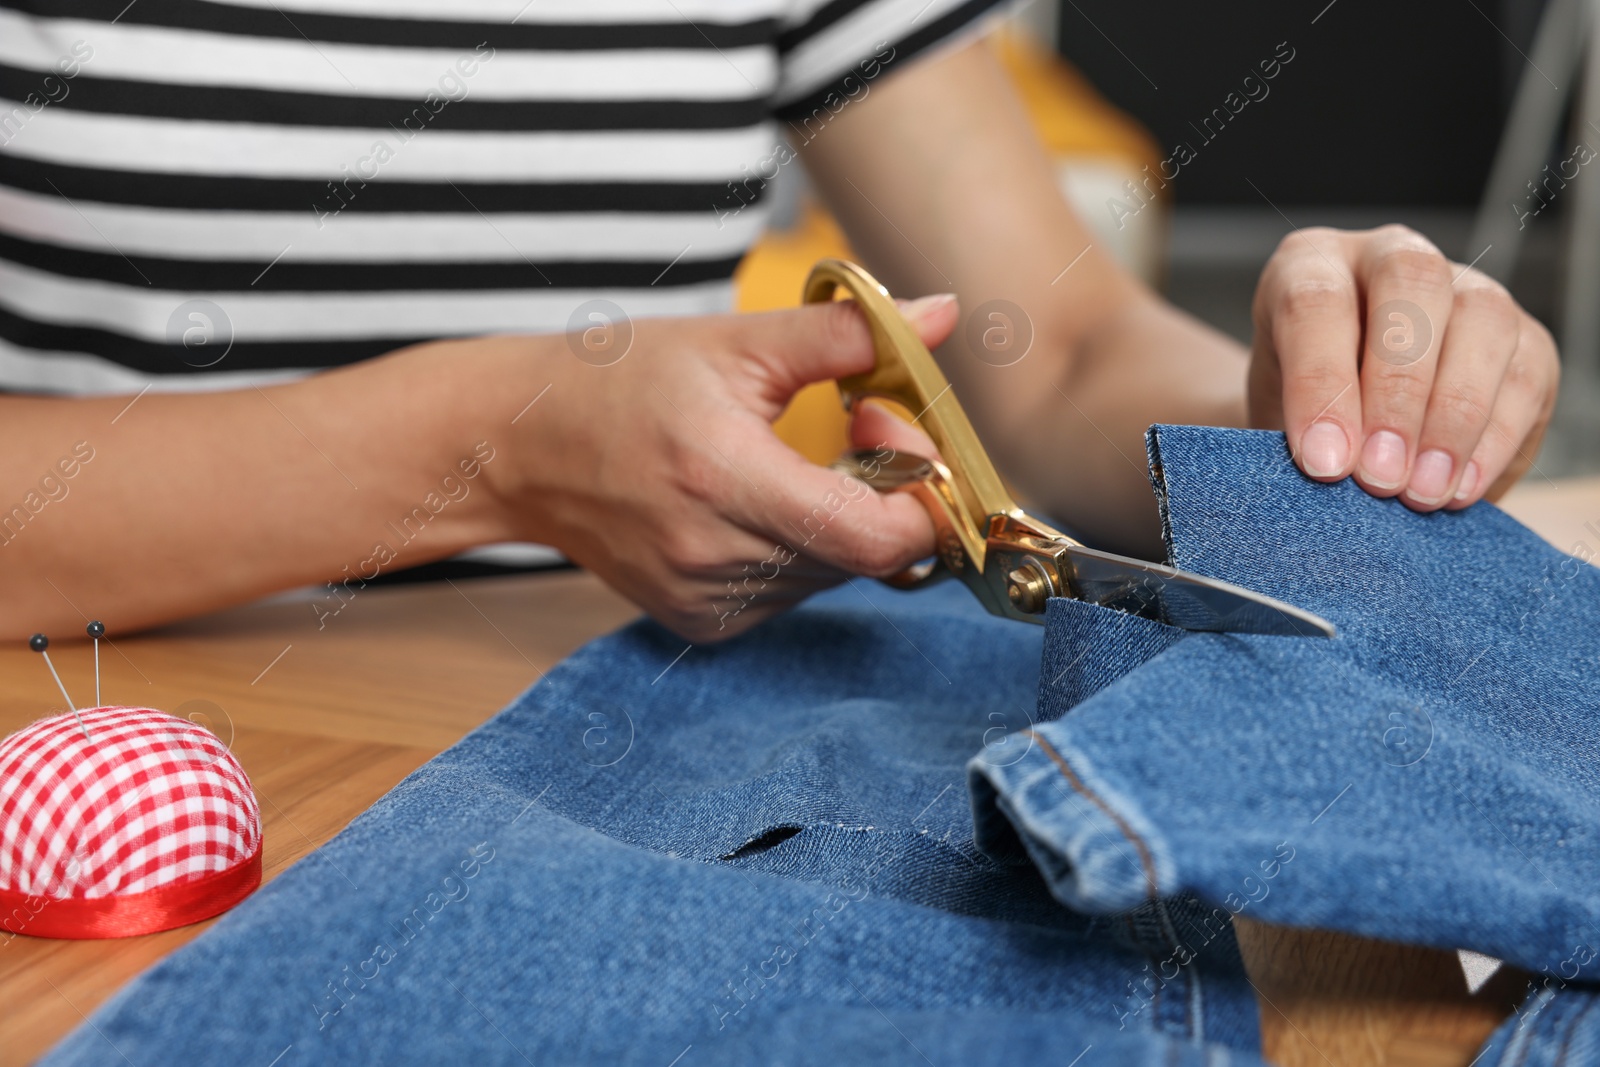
[332, 336, 553, 564]
[422, 333, 567, 549]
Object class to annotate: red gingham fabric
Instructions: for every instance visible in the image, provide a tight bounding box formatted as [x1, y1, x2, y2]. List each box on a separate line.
[0, 706, 259, 900]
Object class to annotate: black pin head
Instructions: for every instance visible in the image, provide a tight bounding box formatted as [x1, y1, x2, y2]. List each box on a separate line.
[87, 621, 105, 639]
[28, 633, 48, 653]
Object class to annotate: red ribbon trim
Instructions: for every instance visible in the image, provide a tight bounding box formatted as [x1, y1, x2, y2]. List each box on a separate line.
[0, 847, 262, 940]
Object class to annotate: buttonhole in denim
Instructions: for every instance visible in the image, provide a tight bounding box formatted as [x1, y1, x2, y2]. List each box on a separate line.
[720, 825, 804, 861]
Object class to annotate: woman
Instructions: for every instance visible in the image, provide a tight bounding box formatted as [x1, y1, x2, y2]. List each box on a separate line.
[0, 0, 1558, 640]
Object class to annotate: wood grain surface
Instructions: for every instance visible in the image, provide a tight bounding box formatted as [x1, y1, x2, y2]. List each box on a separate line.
[1, 477, 1594, 1065]
[0, 571, 640, 1066]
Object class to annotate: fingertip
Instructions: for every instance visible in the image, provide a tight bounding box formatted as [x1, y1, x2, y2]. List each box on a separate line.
[897, 293, 959, 348]
[1444, 459, 1483, 509]
[748, 300, 876, 393]
[812, 483, 937, 579]
[741, 437, 935, 578]
[858, 490, 940, 577]
[1398, 493, 1446, 514]
[1354, 428, 1410, 494]
[848, 400, 940, 459]
[1295, 419, 1353, 481]
[1398, 448, 1456, 510]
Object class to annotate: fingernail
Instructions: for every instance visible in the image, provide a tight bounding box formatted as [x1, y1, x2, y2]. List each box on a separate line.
[1299, 420, 1350, 478]
[1359, 430, 1408, 489]
[900, 293, 957, 326]
[1407, 449, 1454, 504]
[1454, 460, 1481, 501]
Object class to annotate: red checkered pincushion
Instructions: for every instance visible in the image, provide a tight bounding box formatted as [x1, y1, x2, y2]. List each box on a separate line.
[0, 706, 262, 938]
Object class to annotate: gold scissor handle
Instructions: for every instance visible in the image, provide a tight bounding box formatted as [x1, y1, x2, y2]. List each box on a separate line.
[805, 259, 1077, 621]
[804, 259, 1010, 578]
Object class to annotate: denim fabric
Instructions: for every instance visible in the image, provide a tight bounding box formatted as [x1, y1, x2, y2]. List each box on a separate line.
[970, 425, 1600, 1051]
[41, 577, 1263, 1065]
[1477, 985, 1600, 1065]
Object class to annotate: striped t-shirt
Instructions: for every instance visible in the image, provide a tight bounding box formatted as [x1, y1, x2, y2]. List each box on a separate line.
[0, 0, 1004, 396]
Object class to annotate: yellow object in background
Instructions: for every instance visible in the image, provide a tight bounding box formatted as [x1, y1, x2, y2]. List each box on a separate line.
[737, 30, 1164, 467]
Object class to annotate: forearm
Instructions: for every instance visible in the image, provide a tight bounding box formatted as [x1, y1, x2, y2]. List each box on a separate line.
[802, 38, 1246, 555]
[1022, 294, 1247, 554]
[0, 338, 538, 637]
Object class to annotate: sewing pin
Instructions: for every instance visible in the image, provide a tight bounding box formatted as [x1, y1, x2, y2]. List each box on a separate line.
[86, 621, 104, 707]
[29, 633, 89, 740]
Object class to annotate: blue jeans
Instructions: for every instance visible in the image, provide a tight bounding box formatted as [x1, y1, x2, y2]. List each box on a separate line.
[40, 576, 1262, 1063]
[43, 424, 1598, 1065]
[970, 424, 1600, 1059]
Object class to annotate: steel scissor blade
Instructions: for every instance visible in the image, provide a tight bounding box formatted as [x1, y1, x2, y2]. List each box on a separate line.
[1058, 542, 1336, 638]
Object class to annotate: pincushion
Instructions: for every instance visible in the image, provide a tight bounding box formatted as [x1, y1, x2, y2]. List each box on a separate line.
[0, 706, 262, 939]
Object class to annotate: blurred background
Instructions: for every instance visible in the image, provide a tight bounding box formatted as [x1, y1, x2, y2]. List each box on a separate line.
[747, 0, 1600, 479]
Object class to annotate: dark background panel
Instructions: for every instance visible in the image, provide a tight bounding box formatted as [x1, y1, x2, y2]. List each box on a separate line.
[1054, 0, 1538, 205]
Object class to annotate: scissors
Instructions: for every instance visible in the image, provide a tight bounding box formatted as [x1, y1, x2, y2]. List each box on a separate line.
[805, 258, 1335, 639]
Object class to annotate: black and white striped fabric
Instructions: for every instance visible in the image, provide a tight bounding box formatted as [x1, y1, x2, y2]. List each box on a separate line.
[0, 0, 1005, 396]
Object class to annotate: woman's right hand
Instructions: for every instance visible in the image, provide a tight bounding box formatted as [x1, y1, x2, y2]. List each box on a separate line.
[484, 294, 959, 642]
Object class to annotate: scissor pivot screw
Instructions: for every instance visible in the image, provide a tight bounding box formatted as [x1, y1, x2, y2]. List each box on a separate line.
[1005, 562, 1055, 614]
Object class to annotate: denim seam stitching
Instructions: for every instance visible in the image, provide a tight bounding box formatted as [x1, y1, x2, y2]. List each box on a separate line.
[1154, 896, 1203, 1042]
[1553, 991, 1600, 1067]
[1023, 728, 1160, 901]
[1505, 988, 1558, 1067]
[1121, 913, 1167, 1028]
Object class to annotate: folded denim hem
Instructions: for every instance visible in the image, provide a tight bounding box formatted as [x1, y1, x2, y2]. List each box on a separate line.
[968, 728, 1176, 913]
[1474, 986, 1600, 1066]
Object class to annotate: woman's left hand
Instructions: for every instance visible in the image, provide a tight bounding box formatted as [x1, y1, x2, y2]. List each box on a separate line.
[1248, 224, 1560, 509]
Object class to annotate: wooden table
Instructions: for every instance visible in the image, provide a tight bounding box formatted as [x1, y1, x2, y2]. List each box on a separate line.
[2, 478, 1596, 1067]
